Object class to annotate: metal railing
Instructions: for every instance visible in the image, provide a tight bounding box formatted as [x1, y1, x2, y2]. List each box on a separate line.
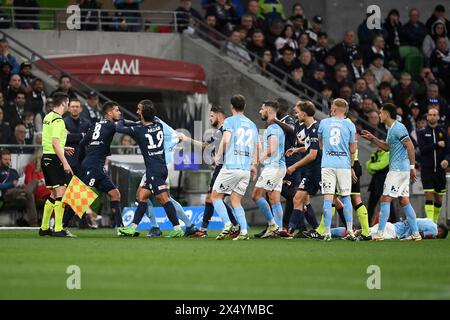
[0, 29, 137, 120]
[0, 6, 182, 32]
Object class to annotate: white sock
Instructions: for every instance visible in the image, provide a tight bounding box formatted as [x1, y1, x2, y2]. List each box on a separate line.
[174, 225, 181, 231]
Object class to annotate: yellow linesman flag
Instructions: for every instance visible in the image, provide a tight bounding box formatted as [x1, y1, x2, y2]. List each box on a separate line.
[62, 176, 98, 218]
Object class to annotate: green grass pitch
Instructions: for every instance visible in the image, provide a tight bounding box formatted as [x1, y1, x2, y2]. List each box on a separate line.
[1, 229, 449, 299]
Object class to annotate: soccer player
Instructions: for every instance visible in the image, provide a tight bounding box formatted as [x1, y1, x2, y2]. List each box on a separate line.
[182, 106, 239, 238]
[211, 94, 259, 240]
[132, 100, 199, 237]
[317, 98, 358, 241]
[361, 103, 422, 241]
[39, 92, 75, 237]
[252, 100, 286, 238]
[78, 101, 124, 233]
[284, 100, 320, 238]
[116, 102, 184, 238]
[417, 108, 448, 223]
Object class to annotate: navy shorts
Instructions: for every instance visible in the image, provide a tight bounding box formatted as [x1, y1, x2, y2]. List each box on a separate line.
[283, 167, 302, 188]
[80, 167, 117, 193]
[208, 165, 222, 193]
[298, 169, 321, 196]
[142, 166, 169, 196]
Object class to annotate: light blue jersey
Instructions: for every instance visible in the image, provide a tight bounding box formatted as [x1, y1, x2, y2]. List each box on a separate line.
[386, 121, 410, 172]
[318, 117, 356, 169]
[394, 218, 438, 239]
[156, 118, 179, 165]
[263, 123, 286, 168]
[222, 114, 258, 170]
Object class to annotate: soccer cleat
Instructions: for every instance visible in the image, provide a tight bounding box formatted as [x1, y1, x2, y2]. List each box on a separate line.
[165, 229, 184, 238]
[302, 229, 324, 240]
[52, 229, 76, 238]
[323, 233, 332, 241]
[191, 230, 208, 238]
[146, 227, 162, 238]
[372, 231, 385, 241]
[38, 228, 52, 237]
[294, 230, 309, 239]
[400, 232, 422, 241]
[232, 233, 250, 241]
[358, 234, 372, 241]
[184, 224, 199, 237]
[118, 226, 138, 237]
[216, 224, 233, 240]
[229, 226, 240, 239]
[254, 228, 267, 238]
[278, 228, 294, 239]
[261, 224, 279, 239]
[342, 231, 357, 241]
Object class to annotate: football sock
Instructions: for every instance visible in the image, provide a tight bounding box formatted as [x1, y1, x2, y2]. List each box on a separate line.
[256, 198, 273, 223]
[233, 207, 247, 234]
[337, 207, 346, 227]
[305, 203, 318, 229]
[163, 201, 180, 227]
[225, 203, 239, 226]
[434, 202, 442, 224]
[289, 209, 306, 231]
[132, 202, 147, 225]
[355, 202, 370, 237]
[202, 201, 214, 229]
[62, 205, 76, 228]
[41, 197, 55, 231]
[378, 202, 390, 232]
[170, 197, 192, 227]
[146, 200, 159, 228]
[271, 202, 283, 229]
[402, 203, 419, 233]
[213, 199, 230, 225]
[111, 200, 123, 227]
[341, 196, 353, 231]
[323, 199, 333, 234]
[53, 197, 64, 232]
[425, 200, 434, 221]
[331, 227, 347, 238]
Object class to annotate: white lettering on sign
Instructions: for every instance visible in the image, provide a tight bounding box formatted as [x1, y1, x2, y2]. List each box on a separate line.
[100, 58, 140, 75]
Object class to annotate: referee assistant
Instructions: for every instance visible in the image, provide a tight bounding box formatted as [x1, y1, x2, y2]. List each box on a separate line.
[39, 92, 74, 237]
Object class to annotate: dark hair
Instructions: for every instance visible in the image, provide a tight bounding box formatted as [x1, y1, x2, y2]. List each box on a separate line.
[438, 224, 448, 239]
[15, 90, 26, 98]
[1, 148, 10, 157]
[381, 103, 397, 119]
[102, 101, 119, 115]
[276, 98, 289, 114]
[59, 74, 71, 83]
[210, 106, 225, 115]
[23, 111, 34, 119]
[141, 102, 156, 122]
[435, 5, 445, 13]
[230, 94, 246, 111]
[69, 98, 81, 104]
[262, 100, 279, 111]
[31, 78, 43, 86]
[379, 81, 391, 90]
[138, 99, 154, 110]
[52, 92, 69, 107]
[298, 100, 316, 116]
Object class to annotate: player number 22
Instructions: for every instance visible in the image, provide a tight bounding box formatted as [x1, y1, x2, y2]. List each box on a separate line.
[329, 128, 341, 146]
[145, 131, 163, 150]
[236, 128, 253, 147]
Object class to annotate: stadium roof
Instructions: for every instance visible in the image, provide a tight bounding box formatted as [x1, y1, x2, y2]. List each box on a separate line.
[36, 54, 208, 94]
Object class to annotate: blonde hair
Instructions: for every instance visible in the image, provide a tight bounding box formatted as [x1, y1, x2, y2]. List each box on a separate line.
[332, 98, 348, 111]
[32, 149, 43, 172]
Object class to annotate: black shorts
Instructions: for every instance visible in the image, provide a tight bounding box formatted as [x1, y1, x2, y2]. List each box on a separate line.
[208, 165, 222, 193]
[80, 166, 117, 193]
[142, 166, 169, 196]
[421, 168, 447, 195]
[351, 161, 362, 195]
[41, 154, 68, 189]
[284, 167, 302, 188]
[298, 169, 321, 196]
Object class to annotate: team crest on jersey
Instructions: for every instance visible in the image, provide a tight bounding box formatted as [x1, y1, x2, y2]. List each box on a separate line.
[219, 183, 229, 192]
[390, 185, 398, 193]
[266, 180, 274, 188]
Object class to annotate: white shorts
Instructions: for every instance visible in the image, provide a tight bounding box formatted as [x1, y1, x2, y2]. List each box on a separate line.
[369, 222, 397, 239]
[255, 167, 286, 192]
[382, 171, 410, 198]
[321, 168, 352, 196]
[212, 168, 250, 196]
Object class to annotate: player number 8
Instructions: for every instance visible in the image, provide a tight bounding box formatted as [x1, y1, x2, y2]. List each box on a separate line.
[329, 128, 341, 146]
[89, 178, 95, 187]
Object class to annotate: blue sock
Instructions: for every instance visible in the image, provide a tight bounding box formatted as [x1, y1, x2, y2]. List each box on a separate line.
[331, 227, 346, 238]
[323, 199, 333, 233]
[271, 202, 283, 229]
[233, 207, 247, 234]
[146, 200, 159, 228]
[378, 202, 391, 232]
[170, 197, 193, 227]
[341, 196, 353, 229]
[402, 203, 419, 233]
[255, 198, 273, 223]
[213, 199, 231, 226]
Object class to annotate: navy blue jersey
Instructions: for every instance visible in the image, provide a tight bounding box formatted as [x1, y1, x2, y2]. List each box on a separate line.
[205, 126, 224, 167]
[117, 120, 166, 175]
[80, 120, 116, 168]
[64, 116, 91, 169]
[303, 121, 322, 174]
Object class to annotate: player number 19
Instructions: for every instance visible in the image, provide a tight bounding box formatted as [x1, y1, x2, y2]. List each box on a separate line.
[145, 131, 163, 150]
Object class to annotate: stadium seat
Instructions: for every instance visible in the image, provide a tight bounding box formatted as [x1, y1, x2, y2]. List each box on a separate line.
[399, 46, 424, 79]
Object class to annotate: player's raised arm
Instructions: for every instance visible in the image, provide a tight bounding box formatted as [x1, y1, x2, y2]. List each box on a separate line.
[116, 119, 135, 135]
[361, 130, 389, 151]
